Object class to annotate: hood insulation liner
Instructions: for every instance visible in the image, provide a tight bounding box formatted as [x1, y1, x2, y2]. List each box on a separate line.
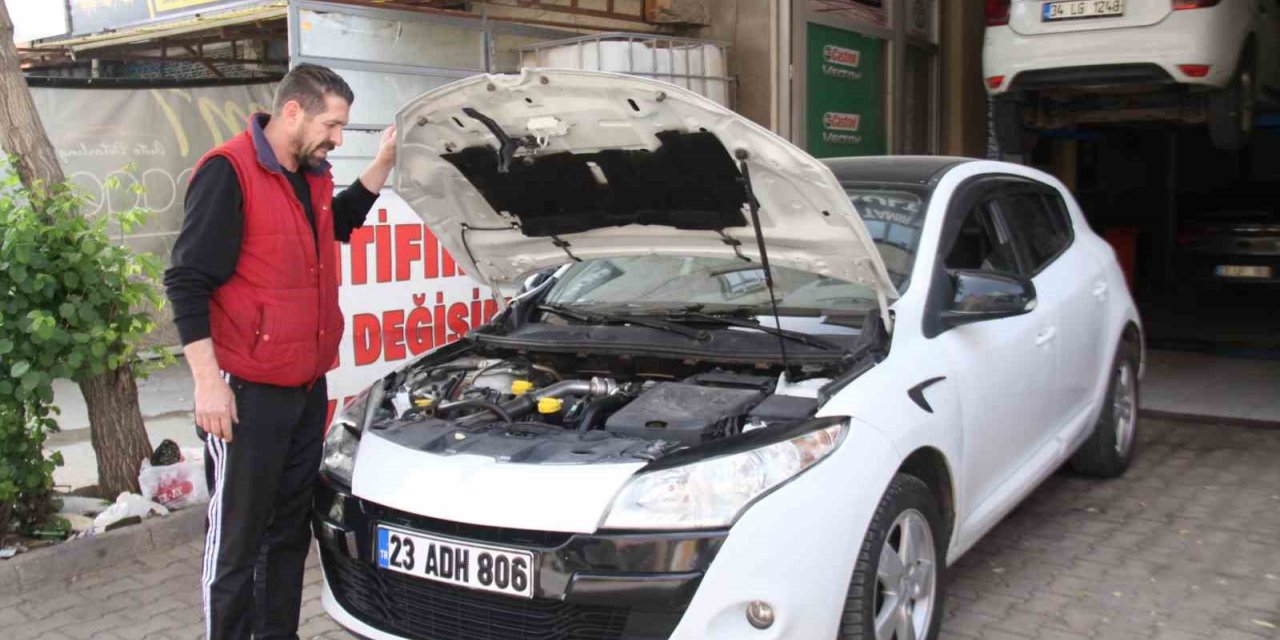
[442, 130, 749, 237]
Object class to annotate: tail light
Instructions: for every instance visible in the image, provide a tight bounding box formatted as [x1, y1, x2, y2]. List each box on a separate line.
[986, 76, 1006, 90]
[986, 0, 1011, 26]
[1178, 64, 1211, 78]
[1173, 0, 1222, 9]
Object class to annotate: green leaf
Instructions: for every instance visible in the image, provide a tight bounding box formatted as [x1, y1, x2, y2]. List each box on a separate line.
[59, 303, 76, 320]
[0, 338, 12, 355]
[10, 361, 30, 378]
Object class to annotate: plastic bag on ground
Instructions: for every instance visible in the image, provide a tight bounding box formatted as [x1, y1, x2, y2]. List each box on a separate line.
[92, 492, 169, 531]
[138, 446, 208, 510]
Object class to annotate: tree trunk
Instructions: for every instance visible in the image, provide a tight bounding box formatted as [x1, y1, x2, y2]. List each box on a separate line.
[0, 4, 154, 496]
[0, 6, 64, 188]
[81, 367, 153, 497]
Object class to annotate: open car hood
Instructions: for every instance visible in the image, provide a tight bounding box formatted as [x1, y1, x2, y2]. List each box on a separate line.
[393, 69, 898, 303]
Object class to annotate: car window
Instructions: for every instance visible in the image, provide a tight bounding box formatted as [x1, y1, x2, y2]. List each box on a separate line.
[944, 200, 1020, 274]
[543, 255, 879, 315]
[994, 191, 1073, 275]
[844, 184, 929, 291]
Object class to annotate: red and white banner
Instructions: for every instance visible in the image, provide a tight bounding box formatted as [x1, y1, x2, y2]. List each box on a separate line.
[324, 190, 504, 424]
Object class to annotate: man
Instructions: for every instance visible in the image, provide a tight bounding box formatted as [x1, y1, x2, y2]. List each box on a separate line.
[164, 63, 395, 639]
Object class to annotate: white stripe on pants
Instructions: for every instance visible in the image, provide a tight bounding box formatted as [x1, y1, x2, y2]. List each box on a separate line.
[201, 372, 231, 639]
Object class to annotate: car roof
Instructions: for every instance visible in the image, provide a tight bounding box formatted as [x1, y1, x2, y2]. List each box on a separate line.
[820, 155, 973, 188]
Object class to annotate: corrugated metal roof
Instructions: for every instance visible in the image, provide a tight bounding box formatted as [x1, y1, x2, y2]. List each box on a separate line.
[33, 2, 287, 53]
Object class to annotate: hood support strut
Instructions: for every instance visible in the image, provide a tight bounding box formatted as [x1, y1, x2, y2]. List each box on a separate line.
[738, 155, 792, 377]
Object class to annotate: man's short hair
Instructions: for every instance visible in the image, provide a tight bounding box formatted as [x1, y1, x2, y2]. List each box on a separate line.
[272, 63, 354, 115]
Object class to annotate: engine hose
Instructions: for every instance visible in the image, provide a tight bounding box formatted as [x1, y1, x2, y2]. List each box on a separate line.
[576, 394, 632, 432]
[479, 377, 620, 424]
[438, 399, 513, 423]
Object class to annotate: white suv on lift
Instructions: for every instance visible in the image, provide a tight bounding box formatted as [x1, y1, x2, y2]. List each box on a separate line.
[984, 0, 1280, 151]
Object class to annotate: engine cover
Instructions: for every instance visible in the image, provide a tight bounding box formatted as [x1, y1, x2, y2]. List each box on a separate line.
[603, 382, 765, 446]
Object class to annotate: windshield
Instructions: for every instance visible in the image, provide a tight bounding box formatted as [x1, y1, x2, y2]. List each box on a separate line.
[543, 256, 878, 316]
[845, 184, 928, 290]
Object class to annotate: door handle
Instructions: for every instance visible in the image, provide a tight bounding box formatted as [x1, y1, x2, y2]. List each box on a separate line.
[1092, 281, 1108, 300]
[1036, 326, 1058, 346]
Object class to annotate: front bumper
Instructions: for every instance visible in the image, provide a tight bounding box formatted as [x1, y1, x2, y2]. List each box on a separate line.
[316, 418, 902, 640]
[312, 477, 724, 640]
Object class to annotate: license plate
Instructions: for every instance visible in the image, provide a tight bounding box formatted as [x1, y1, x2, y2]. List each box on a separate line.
[1215, 265, 1273, 279]
[1043, 0, 1124, 21]
[376, 525, 535, 598]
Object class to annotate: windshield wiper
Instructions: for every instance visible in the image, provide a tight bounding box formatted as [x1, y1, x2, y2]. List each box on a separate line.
[537, 304, 709, 342]
[636, 305, 849, 354]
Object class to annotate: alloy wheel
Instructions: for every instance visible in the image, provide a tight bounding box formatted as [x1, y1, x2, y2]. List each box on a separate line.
[874, 509, 937, 640]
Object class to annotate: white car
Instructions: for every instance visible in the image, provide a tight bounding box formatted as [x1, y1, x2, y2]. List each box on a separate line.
[983, 0, 1280, 151]
[314, 69, 1145, 640]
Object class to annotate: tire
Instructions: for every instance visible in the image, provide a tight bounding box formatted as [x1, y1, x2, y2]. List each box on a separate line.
[1208, 52, 1256, 151]
[1069, 341, 1140, 478]
[839, 474, 946, 640]
[993, 98, 1028, 155]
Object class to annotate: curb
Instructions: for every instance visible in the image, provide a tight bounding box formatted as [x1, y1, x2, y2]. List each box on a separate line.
[0, 505, 205, 597]
[1140, 409, 1280, 430]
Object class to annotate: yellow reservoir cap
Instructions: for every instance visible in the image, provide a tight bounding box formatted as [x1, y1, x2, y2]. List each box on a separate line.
[511, 380, 534, 396]
[537, 397, 564, 414]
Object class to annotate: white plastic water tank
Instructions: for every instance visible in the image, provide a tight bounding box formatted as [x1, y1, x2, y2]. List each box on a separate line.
[519, 34, 731, 107]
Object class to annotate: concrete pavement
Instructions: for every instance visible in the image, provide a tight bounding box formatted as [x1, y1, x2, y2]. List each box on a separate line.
[6, 418, 1280, 639]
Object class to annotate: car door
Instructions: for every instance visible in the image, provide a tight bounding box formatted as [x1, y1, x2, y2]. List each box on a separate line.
[990, 185, 1105, 428]
[925, 177, 1059, 515]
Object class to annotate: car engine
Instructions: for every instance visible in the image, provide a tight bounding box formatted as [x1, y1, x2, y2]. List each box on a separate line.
[362, 350, 830, 464]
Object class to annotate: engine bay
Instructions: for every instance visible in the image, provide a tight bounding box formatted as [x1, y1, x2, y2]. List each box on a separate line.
[362, 346, 850, 464]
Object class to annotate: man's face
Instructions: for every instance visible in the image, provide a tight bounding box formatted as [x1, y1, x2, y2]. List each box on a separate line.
[292, 94, 350, 168]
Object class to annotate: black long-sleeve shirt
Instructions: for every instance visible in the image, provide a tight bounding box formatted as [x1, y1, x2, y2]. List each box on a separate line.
[164, 157, 379, 345]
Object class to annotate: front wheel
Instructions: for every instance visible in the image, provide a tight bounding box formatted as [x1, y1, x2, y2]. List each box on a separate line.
[839, 474, 946, 640]
[1208, 55, 1256, 151]
[992, 98, 1028, 155]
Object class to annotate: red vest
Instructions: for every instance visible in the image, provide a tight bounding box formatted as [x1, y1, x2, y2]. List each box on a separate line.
[197, 118, 344, 387]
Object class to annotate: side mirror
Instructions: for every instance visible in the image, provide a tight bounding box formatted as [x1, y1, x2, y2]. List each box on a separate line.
[941, 269, 1036, 327]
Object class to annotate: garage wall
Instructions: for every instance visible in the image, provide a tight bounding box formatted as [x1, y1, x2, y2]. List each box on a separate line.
[701, 0, 774, 129]
[941, 0, 988, 158]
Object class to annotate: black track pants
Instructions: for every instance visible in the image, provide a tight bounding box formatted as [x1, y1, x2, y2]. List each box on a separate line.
[201, 374, 327, 640]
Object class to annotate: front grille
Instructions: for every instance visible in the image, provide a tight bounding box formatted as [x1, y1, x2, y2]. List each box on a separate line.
[323, 548, 630, 640]
[365, 502, 575, 549]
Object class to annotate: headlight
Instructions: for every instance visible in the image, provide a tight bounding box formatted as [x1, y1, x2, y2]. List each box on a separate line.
[321, 385, 375, 485]
[601, 417, 849, 530]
